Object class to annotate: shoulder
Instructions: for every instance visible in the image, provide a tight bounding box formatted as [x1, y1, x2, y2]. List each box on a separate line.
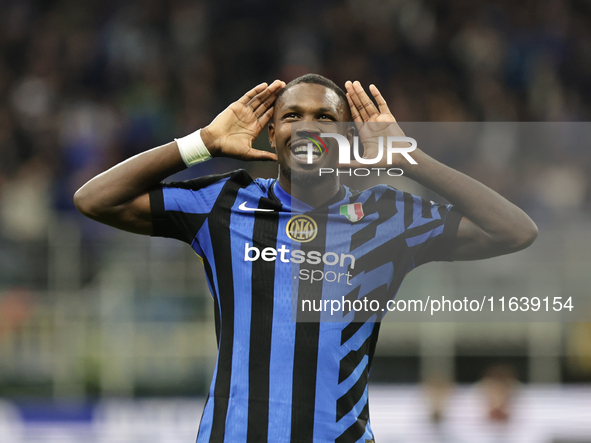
[345, 184, 403, 203]
[156, 169, 277, 212]
[161, 169, 253, 191]
[252, 176, 277, 194]
[153, 170, 258, 215]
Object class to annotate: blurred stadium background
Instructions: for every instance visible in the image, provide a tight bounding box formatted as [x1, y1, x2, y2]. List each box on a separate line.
[0, 0, 590, 441]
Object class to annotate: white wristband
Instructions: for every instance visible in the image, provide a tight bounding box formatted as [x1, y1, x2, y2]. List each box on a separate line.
[175, 129, 212, 167]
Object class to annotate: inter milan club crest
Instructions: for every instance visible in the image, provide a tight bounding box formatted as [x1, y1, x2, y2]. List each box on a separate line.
[340, 203, 364, 222]
[286, 215, 318, 242]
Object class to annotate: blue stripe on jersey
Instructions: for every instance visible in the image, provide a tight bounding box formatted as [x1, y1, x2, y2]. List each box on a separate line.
[196, 395, 215, 443]
[337, 353, 369, 399]
[346, 264, 394, 310]
[337, 385, 370, 438]
[196, 219, 221, 318]
[369, 215, 403, 243]
[406, 224, 445, 247]
[272, 180, 314, 212]
[194, 219, 220, 443]
[267, 214, 296, 440]
[341, 355, 369, 390]
[190, 238, 204, 259]
[190, 215, 211, 261]
[162, 179, 228, 214]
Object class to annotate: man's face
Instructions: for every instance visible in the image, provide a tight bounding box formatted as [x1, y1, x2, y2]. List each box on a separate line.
[269, 83, 351, 186]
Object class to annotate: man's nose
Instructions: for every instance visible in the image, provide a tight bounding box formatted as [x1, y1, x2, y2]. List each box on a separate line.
[295, 128, 321, 139]
[294, 122, 323, 138]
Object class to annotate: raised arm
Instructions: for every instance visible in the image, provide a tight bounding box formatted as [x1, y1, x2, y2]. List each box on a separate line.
[344, 80, 538, 260]
[73, 80, 285, 235]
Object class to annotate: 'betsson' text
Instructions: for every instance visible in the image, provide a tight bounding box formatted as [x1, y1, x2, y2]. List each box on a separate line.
[244, 243, 355, 285]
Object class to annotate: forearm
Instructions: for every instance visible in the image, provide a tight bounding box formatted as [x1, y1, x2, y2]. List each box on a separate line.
[405, 149, 538, 249]
[74, 141, 186, 217]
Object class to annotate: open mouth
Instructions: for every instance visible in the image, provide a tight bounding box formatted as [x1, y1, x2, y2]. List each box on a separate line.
[291, 142, 323, 161]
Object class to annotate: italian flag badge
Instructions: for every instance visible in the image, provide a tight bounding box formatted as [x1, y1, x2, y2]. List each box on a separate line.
[340, 203, 364, 222]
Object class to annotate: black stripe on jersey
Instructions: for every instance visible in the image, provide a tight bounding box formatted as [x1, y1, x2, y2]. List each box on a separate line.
[162, 170, 238, 191]
[247, 203, 280, 442]
[335, 401, 370, 443]
[208, 173, 253, 442]
[403, 192, 414, 229]
[291, 321, 321, 442]
[350, 235, 408, 279]
[344, 284, 390, 325]
[337, 321, 380, 441]
[343, 286, 361, 313]
[341, 322, 380, 362]
[404, 219, 447, 240]
[422, 198, 434, 219]
[150, 171, 246, 243]
[338, 332, 373, 384]
[341, 320, 365, 346]
[149, 187, 208, 243]
[408, 206, 463, 265]
[341, 300, 388, 348]
[366, 322, 380, 371]
[350, 190, 398, 251]
[347, 188, 362, 204]
[202, 258, 221, 345]
[291, 212, 328, 443]
[336, 366, 368, 421]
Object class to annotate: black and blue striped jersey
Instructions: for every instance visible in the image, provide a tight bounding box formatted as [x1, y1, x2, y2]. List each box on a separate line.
[149, 169, 462, 443]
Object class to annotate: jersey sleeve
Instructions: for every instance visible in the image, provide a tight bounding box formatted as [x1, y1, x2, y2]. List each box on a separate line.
[148, 172, 232, 244]
[402, 192, 463, 267]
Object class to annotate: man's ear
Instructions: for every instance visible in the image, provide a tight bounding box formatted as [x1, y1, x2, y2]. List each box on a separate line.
[268, 122, 276, 151]
[345, 123, 358, 159]
[346, 123, 355, 146]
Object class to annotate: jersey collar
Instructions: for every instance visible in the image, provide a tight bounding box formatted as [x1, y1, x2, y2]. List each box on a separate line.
[271, 181, 348, 212]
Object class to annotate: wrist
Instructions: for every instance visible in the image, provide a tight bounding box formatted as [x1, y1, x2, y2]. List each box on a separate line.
[175, 128, 212, 167]
[200, 126, 219, 157]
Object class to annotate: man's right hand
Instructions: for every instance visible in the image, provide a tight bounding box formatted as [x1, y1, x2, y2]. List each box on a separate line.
[201, 80, 285, 161]
[74, 79, 285, 235]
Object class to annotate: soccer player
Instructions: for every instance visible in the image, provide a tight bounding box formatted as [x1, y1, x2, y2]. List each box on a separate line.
[74, 74, 537, 442]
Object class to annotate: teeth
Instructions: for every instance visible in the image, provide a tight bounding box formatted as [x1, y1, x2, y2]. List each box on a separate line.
[294, 146, 320, 154]
[292, 143, 322, 159]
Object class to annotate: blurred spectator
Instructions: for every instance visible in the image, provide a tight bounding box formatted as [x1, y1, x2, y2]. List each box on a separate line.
[0, 156, 52, 241]
[424, 371, 453, 424]
[480, 363, 518, 422]
[0, 287, 33, 338]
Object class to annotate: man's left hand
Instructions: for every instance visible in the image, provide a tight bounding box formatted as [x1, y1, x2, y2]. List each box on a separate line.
[344, 80, 409, 169]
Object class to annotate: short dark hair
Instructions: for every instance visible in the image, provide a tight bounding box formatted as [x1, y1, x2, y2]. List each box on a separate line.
[275, 73, 350, 118]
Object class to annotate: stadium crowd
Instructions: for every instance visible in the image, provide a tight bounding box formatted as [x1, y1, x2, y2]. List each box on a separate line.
[0, 0, 590, 244]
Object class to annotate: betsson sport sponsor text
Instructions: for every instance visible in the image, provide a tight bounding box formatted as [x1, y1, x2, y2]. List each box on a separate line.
[244, 243, 355, 285]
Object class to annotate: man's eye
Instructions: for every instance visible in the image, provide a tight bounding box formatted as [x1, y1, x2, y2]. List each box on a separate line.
[284, 113, 299, 119]
[319, 115, 333, 120]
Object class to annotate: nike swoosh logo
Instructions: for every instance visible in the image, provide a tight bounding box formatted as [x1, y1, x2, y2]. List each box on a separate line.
[238, 201, 275, 212]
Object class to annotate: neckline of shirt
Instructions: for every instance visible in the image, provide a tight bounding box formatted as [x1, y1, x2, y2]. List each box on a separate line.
[271, 180, 348, 212]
